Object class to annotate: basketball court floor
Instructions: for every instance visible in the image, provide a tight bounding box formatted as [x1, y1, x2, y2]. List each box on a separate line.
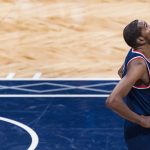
[0, 79, 127, 150]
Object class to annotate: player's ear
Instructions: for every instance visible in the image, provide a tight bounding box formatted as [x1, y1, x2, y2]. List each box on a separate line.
[136, 36, 146, 45]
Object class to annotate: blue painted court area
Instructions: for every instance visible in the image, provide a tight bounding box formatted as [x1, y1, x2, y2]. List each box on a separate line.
[0, 79, 127, 150]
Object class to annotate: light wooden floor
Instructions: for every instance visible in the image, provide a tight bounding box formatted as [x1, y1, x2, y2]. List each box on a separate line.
[0, 0, 149, 78]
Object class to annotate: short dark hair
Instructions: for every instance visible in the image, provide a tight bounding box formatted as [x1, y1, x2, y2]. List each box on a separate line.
[123, 20, 141, 48]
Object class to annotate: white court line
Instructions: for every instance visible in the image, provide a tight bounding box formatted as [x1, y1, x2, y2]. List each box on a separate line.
[32, 72, 42, 79]
[0, 117, 39, 150]
[0, 94, 109, 97]
[0, 81, 117, 93]
[0, 78, 120, 81]
[6, 73, 16, 79]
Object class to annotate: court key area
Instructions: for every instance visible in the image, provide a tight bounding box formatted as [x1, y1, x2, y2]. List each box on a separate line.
[0, 79, 127, 150]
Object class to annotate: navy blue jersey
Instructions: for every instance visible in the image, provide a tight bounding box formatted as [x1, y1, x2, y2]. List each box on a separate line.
[122, 48, 150, 150]
[123, 48, 150, 115]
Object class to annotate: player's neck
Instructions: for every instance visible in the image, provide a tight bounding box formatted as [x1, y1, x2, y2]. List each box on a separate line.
[137, 45, 150, 59]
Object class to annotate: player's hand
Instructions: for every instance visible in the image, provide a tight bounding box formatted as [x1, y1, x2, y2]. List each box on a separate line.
[140, 115, 150, 128]
[118, 65, 123, 79]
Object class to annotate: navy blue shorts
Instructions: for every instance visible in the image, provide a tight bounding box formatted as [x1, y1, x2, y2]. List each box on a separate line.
[124, 121, 150, 150]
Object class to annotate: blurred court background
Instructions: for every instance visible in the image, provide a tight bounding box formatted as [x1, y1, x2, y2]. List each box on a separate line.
[0, 0, 149, 78]
[0, 1, 150, 150]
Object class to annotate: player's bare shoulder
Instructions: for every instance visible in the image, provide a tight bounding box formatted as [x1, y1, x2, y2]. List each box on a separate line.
[126, 57, 148, 85]
[127, 57, 147, 72]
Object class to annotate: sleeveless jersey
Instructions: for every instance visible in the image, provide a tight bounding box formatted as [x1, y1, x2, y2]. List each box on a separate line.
[122, 48, 150, 150]
[123, 48, 150, 115]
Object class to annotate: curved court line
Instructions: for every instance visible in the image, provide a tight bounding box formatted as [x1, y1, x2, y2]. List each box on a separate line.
[0, 117, 39, 150]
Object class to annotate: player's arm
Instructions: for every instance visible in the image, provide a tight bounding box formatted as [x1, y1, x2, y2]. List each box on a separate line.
[106, 58, 150, 128]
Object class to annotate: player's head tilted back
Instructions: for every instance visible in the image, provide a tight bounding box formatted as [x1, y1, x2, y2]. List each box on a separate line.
[123, 19, 150, 49]
[123, 20, 141, 48]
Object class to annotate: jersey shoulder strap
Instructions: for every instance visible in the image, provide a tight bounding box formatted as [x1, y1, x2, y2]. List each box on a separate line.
[122, 48, 150, 89]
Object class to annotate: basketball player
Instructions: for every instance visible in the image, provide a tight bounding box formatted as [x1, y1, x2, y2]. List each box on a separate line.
[106, 19, 150, 150]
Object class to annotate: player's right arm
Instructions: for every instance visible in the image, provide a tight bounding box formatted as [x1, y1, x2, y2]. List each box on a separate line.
[106, 58, 150, 128]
